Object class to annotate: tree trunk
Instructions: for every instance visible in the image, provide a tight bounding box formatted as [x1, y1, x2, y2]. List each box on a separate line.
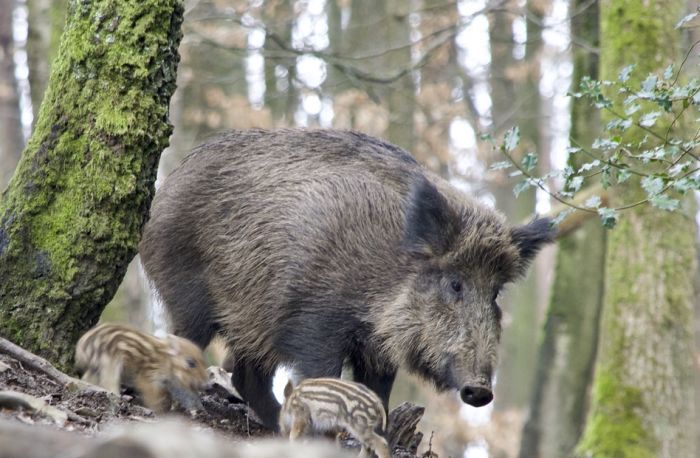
[0, 0, 184, 371]
[263, 0, 295, 122]
[0, 0, 24, 189]
[491, 0, 541, 411]
[382, 0, 415, 151]
[345, 0, 415, 150]
[519, 2, 603, 457]
[577, 2, 697, 457]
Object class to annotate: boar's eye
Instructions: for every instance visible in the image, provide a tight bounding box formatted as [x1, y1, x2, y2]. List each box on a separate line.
[450, 279, 462, 293]
[186, 358, 197, 368]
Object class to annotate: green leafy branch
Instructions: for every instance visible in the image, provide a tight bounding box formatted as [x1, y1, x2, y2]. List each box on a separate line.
[487, 61, 700, 229]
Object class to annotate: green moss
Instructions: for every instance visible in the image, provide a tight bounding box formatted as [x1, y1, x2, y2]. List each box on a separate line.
[576, 369, 656, 458]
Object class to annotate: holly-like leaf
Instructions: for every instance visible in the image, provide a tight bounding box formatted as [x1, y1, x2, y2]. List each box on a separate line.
[663, 64, 674, 81]
[668, 161, 690, 177]
[504, 126, 520, 153]
[592, 137, 620, 151]
[616, 169, 632, 183]
[640, 74, 658, 95]
[513, 179, 531, 198]
[521, 153, 538, 172]
[567, 176, 584, 192]
[579, 160, 600, 172]
[650, 195, 680, 211]
[625, 103, 641, 116]
[639, 111, 662, 127]
[584, 195, 602, 209]
[598, 207, 618, 229]
[672, 177, 697, 193]
[490, 160, 512, 171]
[641, 176, 664, 195]
[619, 64, 635, 82]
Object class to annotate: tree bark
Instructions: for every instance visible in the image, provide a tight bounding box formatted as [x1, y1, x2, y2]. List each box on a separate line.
[491, 0, 542, 412]
[0, 0, 24, 190]
[577, 2, 697, 457]
[0, 0, 184, 371]
[519, 2, 603, 457]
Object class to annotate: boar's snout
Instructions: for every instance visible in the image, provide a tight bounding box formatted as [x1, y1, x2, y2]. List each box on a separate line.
[460, 385, 493, 407]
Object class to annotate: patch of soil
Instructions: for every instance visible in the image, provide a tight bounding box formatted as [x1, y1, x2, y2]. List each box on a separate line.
[0, 352, 270, 438]
[0, 344, 427, 457]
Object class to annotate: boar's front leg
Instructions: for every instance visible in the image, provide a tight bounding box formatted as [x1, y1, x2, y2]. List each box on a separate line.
[350, 353, 397, 413]
[226, 357, 279, 431]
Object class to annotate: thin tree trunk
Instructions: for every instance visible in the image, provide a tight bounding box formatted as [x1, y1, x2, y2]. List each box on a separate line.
[26, 0, 67, 122]
[491, 0, 541, 411]
[519, 2, 603, 457]
[344, 0, 415, 150]
[0, 0, 184, 371]
[263, 0, 295, 122]
[383, 0, 415, 151]
[0, 0, 24, 189]
[577, 2, 697, 456]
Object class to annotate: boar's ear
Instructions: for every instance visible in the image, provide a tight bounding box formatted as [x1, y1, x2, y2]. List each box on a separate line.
[511, 217, 557, 268]
[404, 177, 458, 257]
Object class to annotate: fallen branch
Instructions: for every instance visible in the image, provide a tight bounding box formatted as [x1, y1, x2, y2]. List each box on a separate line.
[0, 390, 69, 426]
[0, 336, 106, 394]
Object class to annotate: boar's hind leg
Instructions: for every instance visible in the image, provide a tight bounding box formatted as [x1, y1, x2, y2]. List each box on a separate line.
[141, 235, 218, 349]
[228, 357, 280, 431]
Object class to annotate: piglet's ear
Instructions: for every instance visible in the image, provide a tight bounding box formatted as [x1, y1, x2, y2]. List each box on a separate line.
[404, 177, 457, 258]
[164, 335, 180, 357]
[511, 217, 557, 268]
[283, 380, 294, 398]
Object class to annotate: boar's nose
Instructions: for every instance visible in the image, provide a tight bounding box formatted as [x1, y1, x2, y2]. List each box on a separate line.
[460, 385, 493, 407]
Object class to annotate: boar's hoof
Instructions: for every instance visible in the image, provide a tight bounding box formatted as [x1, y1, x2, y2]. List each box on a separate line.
[460, 386, 493, 407]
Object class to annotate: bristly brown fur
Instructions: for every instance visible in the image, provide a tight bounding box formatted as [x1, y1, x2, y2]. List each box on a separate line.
[139, 128, 555, 428]
[75, 323, 209, 412]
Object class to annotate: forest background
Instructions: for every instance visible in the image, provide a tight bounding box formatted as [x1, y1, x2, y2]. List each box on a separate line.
[1, 1, 699, 457]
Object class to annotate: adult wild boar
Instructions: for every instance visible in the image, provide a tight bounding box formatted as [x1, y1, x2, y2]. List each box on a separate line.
[139, 129, 555, 429]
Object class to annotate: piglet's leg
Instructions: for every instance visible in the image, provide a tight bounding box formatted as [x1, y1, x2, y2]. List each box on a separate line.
[368, 433, 391, 458]
[289, 414, 310, 441]
[134, 374, 169, 412]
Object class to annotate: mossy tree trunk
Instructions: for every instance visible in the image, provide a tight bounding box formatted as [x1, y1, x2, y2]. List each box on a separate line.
[0, 0, 184, 371]
[519, 2, 604, 457]
[577, 2, 697, 457]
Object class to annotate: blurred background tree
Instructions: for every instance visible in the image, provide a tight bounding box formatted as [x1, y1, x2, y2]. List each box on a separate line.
[1, 0, 698, 456]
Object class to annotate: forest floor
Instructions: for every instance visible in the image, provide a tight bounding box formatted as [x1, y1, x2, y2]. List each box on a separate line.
[0, 342, 428, 457]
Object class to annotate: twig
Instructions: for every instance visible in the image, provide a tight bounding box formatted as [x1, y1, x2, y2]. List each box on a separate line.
[0, 337, 102, 393]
